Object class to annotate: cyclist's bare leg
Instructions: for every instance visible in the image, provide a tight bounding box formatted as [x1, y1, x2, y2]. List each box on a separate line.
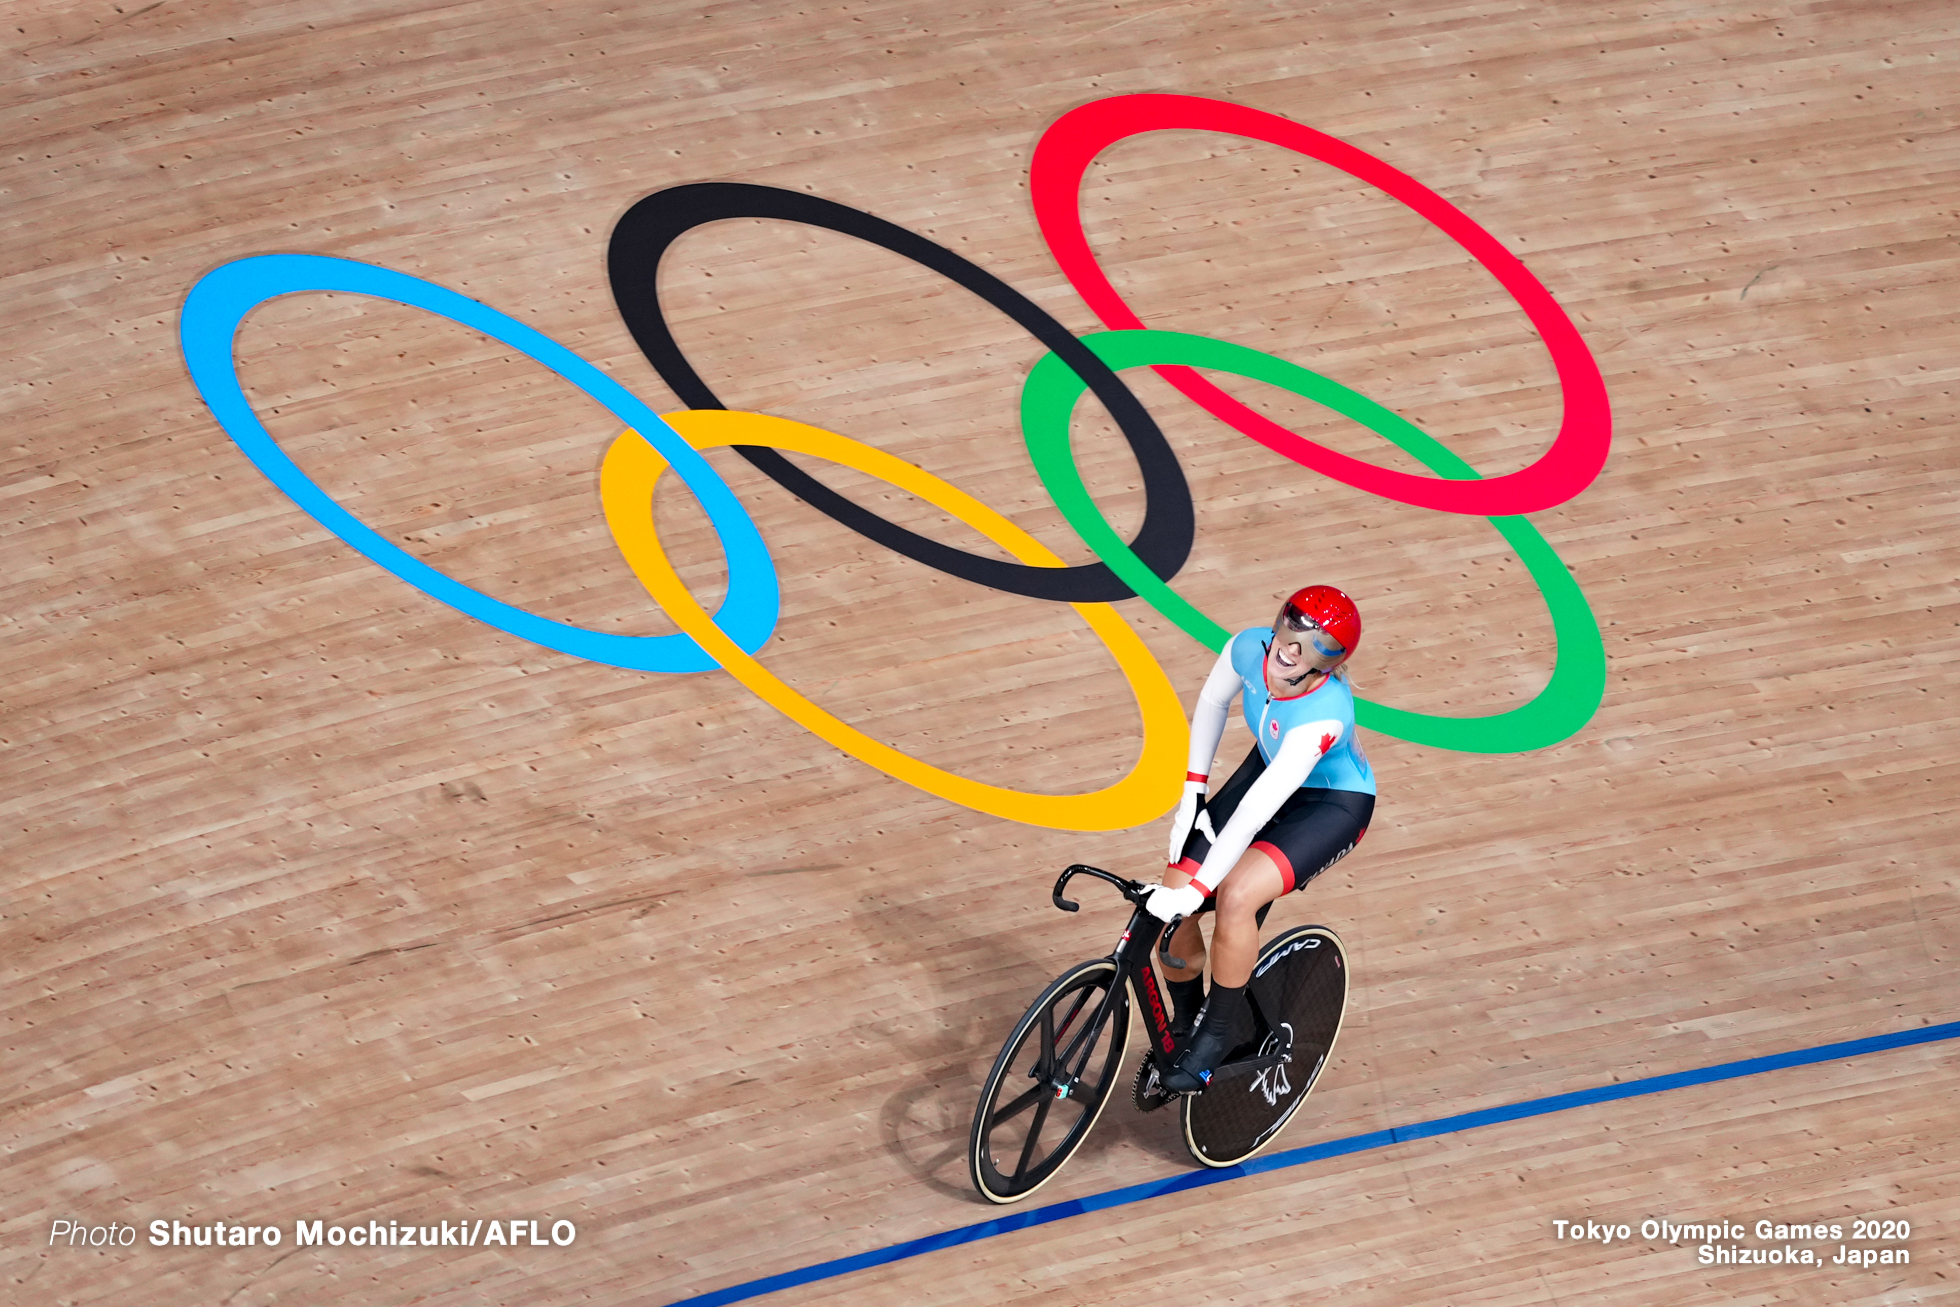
[1206, 849, 1287, 988]
[1158, 851, 1288, 986]
[1157, 848, 1288, 1092]
[1157, 863, 1206, 983]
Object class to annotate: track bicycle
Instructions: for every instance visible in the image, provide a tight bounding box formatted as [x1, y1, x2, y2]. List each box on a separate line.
[967, 864, 1349, 1204]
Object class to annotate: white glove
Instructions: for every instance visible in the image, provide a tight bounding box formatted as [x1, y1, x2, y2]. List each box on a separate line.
[1165, 779, 1214, 863]
[1144, 882, 1206, 923]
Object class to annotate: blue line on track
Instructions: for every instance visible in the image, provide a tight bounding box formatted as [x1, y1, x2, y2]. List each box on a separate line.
[667, 1018, 1960, 1307]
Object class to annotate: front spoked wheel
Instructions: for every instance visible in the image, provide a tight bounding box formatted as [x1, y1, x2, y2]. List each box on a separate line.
[969, 959, 1131, 1204]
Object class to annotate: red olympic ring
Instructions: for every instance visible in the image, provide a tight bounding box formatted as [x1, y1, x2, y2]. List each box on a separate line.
[1030, 93, 1611, 516]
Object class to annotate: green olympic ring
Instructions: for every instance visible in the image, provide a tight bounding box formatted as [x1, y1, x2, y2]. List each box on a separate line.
[1020, 329, 1607, 754]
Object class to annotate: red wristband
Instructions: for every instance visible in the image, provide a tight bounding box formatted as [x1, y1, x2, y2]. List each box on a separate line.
[1185, 771, 1208, 783]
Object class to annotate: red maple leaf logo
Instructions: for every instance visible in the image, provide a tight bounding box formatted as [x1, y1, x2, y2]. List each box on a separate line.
[1318, 732, 1336, 755]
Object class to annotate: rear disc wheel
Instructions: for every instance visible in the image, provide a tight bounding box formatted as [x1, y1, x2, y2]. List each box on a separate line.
[1182, 925, 1348, 1168]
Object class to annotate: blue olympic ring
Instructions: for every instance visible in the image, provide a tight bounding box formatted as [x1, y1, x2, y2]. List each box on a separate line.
[179, 254, 779, 673]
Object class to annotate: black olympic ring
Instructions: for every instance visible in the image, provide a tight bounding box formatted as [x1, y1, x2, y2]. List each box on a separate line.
[606, 182, 1193, 604]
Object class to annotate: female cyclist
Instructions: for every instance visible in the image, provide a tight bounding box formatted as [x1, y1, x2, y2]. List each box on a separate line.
[1143, 585, 1376, 1093]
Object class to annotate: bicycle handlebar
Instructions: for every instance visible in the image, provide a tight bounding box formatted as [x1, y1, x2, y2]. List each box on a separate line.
[1052, 864, 1193, 968]
[1050, 864, 1145, 914]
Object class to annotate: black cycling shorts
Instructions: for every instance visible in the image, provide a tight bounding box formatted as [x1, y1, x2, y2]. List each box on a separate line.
[1173, 745, 1373, 895]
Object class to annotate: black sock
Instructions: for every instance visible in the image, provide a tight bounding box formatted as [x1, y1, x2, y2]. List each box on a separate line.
[1166, 977, 1206, 1031]
[1198, 981, 1247, 1037]
[1175, 980, 1250, 1080]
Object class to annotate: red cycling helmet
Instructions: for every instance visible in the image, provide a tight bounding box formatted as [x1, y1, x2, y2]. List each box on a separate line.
[1278, 585, 1361, 670]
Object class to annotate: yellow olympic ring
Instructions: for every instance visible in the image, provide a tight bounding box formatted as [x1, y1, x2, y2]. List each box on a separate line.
[600, 410, 1187, 831]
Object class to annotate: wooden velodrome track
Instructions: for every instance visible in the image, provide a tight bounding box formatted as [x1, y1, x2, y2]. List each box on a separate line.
[4, 0, 1957, 1303]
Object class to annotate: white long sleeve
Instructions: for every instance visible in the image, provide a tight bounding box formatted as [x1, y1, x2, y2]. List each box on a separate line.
[1187, 649, 1239, 778]
[1192, 718, 1345, 893]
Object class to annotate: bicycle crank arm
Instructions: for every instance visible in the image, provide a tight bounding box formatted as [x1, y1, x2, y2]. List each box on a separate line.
[1214, 1050, 1292, 1076]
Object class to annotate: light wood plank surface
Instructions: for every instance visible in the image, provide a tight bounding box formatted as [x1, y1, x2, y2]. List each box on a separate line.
[3, 1, 1956, 1304]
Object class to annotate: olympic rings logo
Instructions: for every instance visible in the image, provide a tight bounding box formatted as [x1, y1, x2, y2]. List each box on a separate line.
[180, 94, 1610, 832]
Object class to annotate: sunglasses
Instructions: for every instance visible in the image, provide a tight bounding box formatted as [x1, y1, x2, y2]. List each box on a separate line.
[1279, 603, 1345, 653]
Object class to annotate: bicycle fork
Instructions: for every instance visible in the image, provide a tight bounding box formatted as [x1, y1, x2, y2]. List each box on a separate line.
[1035, 970, 1124, 1102]
[1032, 911, 1175, 1102]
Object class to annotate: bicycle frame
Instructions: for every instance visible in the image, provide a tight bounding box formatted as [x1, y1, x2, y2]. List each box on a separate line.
[970, 864, 1333, 1201]
[1051, 863, 1291, 1080]
[1050, 864, 1181, 1068]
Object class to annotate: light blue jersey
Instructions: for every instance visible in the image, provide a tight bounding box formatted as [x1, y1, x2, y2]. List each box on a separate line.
[1227, 627, 1376, 795]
